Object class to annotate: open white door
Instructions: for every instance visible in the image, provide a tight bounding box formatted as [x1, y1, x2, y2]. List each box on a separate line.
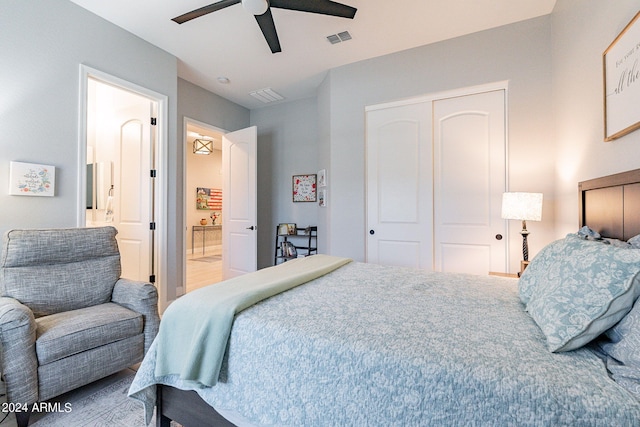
[222, 126, 257, 279]
[113, 101, 154, 282]
[86, 77, 155, 283]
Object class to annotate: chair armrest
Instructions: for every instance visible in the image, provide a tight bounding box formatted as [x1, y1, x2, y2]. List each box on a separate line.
[0, 297, 38, 404]
[112, 279, 160, 354]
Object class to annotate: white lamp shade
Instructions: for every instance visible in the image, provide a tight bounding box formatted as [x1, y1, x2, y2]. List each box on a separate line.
[501, 192, 543, 221]
[242, 0, 269, 15]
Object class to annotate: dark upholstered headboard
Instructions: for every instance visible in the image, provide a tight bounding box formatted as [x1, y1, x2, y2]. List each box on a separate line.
[579, 169, 640, 240]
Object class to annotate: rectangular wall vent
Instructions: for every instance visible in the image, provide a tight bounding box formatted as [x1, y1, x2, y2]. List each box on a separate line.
[337, 31, 352, 41]
[327, 31, 352, 44]
[327, 34, 341, 44]
[249, 88, 285, 104]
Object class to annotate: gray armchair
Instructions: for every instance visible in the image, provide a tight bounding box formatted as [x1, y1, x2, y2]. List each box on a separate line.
[0, 226, 160, 427]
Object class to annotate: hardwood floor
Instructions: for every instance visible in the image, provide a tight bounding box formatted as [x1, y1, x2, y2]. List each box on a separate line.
[186, 244, 223, 292]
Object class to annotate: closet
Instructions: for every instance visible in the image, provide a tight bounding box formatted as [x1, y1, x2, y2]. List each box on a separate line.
[365, 84, 508, 274]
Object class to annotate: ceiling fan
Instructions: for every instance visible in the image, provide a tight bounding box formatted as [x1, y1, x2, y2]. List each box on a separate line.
[172, 0, 357, 54]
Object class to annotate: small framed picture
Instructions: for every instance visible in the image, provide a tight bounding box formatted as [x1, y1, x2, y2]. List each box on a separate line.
[318, 188, 327, 207]
[318, 169, 327, 187]
[287, 223, 297, 235]
[9, 161, 55, 197]
[292, 174, 317, 202]
[278, 223, 289, 235]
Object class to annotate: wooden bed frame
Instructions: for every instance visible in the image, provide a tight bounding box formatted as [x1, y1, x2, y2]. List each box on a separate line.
[156, 168, 640, 427]
[578, 168, 640, 239]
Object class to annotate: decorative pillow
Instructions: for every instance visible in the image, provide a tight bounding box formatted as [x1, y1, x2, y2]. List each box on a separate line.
[604, 238, 633, 248]
[592, 297, 640, 399]
[518, 233, 640, 352]
[576, 226, 632, 247]
[628, 234, 640, 249]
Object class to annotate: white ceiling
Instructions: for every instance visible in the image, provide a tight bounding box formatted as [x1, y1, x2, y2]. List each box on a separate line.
[70, 0, 556, 110]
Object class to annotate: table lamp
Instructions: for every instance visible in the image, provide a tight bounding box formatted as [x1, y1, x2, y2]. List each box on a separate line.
[501, 192, 543, 262]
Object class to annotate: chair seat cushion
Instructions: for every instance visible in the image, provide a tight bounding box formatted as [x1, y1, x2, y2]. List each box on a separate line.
[35, 302, 142, 365]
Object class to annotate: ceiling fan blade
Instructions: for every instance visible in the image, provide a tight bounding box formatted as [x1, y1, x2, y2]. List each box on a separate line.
[255, 9, 282, 54]
[172, 0, 241, 24]
[269, 0, 356, 19]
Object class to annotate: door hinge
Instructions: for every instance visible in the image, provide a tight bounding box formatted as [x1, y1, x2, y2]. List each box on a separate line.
[150, 222, 156, 230]
[149, 274, 156, 284]
[150, 169, 157, 178]
[150, 117, 157, 126]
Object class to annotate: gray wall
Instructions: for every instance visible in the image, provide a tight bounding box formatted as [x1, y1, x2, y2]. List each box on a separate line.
[6, 0, 640, 287]
[0, 0, 176, 234]
[319, 16, 555, 271]
[251, 98, 319, 268]
[552, 0, 640, 235]
[0, 0, 251, 306]
[0, 0, 179, 295]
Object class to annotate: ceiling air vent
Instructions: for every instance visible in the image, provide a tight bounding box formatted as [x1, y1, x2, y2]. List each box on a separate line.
[327, 31, 352, 44]
[249, 88, 284, 104]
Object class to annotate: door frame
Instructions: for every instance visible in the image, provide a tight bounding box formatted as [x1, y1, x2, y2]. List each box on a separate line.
[78, 64, 169, 310]
[180, 117, 228, 297]
[364, 80, 510, 268]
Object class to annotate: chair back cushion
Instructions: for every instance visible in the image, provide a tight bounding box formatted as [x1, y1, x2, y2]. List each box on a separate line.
[0, 227, 121, 317]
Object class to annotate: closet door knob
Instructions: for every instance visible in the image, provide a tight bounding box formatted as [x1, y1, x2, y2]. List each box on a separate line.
[369, 230, 375, 235]
[495, 234, 503, 240]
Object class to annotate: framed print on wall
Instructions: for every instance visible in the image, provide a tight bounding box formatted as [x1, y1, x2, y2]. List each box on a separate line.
[292, 174, 316, 202]
[9, 161, 55, 197]
[318, 169, 327, 187]
[318, 188, 327, 207]
[603, 11, 640, 141]
[196, 187, 222, 210]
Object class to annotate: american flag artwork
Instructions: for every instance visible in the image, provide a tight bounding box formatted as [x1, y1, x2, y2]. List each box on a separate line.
[196, 187, 222, 211]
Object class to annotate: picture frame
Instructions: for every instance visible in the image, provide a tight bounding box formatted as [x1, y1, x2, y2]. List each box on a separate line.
[277, 223, 297, 235]
[318, 169, 327, 187]
[603, 11, 640, 141]
[278, 223, 288, 235]
[196, 187, 222, 210]
[9, 161, 55, 197]
[287, 223, 297, 235]
[292, 174, 317, 202]
[318, 188, 327, 207]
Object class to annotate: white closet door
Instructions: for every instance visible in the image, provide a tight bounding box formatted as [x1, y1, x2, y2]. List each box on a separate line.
[365, 102, 433, 269]
[433, 90, 507, 274]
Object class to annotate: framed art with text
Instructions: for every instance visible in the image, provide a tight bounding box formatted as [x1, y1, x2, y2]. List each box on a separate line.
[292, 174, 316, 202]
[9, 161, 55, 197]
[603, 11, 640, 141]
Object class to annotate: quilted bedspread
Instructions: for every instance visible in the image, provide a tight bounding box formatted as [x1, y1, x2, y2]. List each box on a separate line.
[129, 262, 640, 426]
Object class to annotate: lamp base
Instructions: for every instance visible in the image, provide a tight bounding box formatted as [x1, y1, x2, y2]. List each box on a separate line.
[518, 260, 530, 277]
[520, 220, 530, 261]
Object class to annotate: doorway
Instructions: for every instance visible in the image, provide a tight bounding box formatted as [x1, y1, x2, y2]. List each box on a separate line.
[79, 65, 168, 310]
[184, 118, 226, 292]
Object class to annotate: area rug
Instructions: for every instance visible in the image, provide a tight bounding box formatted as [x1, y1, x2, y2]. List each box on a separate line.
[30, 372, 177, 427]
[192, 255, 222, 262]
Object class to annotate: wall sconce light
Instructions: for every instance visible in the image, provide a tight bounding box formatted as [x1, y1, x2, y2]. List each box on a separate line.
[501, 192, 543, 262]
[193, 138, 213, 155]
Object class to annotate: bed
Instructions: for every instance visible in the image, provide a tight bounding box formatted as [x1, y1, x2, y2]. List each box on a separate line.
[129, 169, 640, 426]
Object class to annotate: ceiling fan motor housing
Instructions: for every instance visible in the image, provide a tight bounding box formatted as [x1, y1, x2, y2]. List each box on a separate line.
[242, 0, 269, 15]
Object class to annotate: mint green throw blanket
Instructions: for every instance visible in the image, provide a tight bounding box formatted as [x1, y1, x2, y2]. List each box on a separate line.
[154, 254, 352, 387]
